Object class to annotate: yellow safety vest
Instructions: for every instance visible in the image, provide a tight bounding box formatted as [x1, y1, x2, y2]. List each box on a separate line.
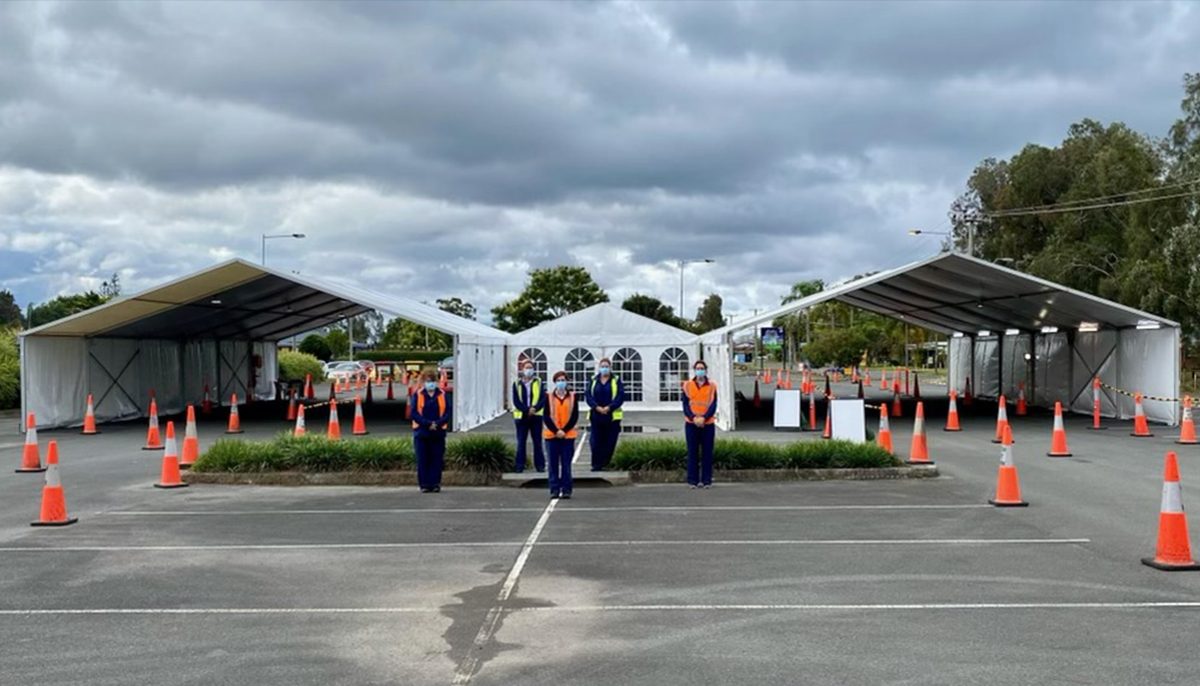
[512, 379, 543, 419]
[589, 376, 624, 421]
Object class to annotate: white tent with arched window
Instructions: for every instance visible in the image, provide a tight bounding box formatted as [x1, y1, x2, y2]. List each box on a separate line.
[508, 303, 701, 411]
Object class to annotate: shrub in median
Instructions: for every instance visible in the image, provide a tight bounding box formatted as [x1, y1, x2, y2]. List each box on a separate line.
[612, 437, 899, 471]
[278, 350, 325, 383]
[447, 435, 515, 473]
[193, 434, 416, 473]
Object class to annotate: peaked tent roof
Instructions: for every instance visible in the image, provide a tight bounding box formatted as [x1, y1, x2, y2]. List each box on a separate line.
[511, 302, 698, 346]
[703, 251, 1177, 342]
[21, 258, 509, 344]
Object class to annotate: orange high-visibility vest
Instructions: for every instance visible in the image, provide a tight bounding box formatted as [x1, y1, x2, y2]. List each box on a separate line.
[412, 391, 448, 430]
[683, 379, 717, 425]
[544, 392, 578, 440]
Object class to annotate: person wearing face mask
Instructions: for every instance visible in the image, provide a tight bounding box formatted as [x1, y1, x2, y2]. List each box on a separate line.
[542, 371, 578, 499]
[585, 357, 625, 471]
[682, 360, 717, 489]
[511, 360, 546, 473]
[411, 370, 451, 493]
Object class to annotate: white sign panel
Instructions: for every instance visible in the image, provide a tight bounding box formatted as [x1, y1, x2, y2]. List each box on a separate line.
[830, 399, 866, 443]
[773, 389, 802, 429]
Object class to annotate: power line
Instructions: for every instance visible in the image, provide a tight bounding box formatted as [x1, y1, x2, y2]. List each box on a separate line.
[990, 177, 1198, 214]
[986, 187, 1197, 218]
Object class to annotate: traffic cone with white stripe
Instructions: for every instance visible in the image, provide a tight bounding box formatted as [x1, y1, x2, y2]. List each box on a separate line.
[989, 424, 1027, 507]
[293, 403, 307, 437]
[1047, 401, 1072, 457]
[1141, 452, 1200, 571]
[806, 385, 817, 431]
[287, 389, 298, 422]
[992, 395, 1010, 444]
[821, 397, 832, 439]
[181, 405, 200, 469]
[1016, 383, 1028, 416]
[1132, 393, 1154, 437]
[31, 441, 77, 526]
[1177, 396, 1197, 445]
[906, 401, 932, 465]
[880, 369, 888, 391]
[226, 393, 243, 434]
[81, 394, 99, 435]
[143, 399, 164, 450]
[304, 373, 314, 400]
[154, 421, 187, 489]
[877, 404, 893, 455]
[16, 413, 45, 473]
[891, 383, 902, 419]
[1087, 377, 1107, 430]
[202, 384, 213, 416]
[352, 395, 369, 435]
[327, 399, 341, 440]
[944, 390, 962, 431]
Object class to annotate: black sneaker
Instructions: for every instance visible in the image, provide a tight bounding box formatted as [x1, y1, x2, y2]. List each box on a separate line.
[560, 493, 572, 500]
[701, 484, 712, 489]
[432, 486, 441, 493]
[420, 487, 431, 493]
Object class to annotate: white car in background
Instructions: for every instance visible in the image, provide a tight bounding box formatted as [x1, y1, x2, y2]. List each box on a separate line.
[325, 361, 363, 381]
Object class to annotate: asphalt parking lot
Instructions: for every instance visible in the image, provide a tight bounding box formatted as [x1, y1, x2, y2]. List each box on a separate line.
[2, 381, 1200, 685]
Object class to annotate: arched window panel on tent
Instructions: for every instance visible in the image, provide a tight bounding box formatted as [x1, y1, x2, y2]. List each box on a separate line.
[613, 347, 644, 402]
[659, 347, 690, 402]
[517, 348, 548, 382]
[564, 348, 596, 394]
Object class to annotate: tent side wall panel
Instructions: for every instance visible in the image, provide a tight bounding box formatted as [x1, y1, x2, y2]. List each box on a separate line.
[1116, 327, 1177, 426]
[23, 336, 89, 428]
[1069, 330, 1120, 419]
[454, 338, 507, 432]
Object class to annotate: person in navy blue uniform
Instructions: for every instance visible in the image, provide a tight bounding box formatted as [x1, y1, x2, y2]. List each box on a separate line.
[543, 371, 579, 499]
[411, 371, 451, 493]
[511, 359, 547, 473]
[585, 357, 625, 471]
[682, 360, 717, 488]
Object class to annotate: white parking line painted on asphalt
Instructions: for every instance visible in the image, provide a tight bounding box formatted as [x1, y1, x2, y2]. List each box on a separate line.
[0, 542, 525, 552]
[516, 601, 1200, 612]
[535, 538, 1092, 547]
[451, 434, 585, 686]
[0, 607, 441, 615]
[102, 504, 990, 516]
[104, 508, 546, 516]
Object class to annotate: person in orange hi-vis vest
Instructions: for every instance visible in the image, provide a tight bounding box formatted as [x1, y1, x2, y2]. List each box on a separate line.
[411, 371, 450, 493]
[542, 370, 579, 500]
[683, 360, 718, 488]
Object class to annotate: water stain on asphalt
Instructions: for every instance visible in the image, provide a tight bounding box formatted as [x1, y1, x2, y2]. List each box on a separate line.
[440, 570, 555, 680]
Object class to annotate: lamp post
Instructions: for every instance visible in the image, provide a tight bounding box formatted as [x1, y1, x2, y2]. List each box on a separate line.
[678, 258, 715, 320]
[261, 233, 306, 265]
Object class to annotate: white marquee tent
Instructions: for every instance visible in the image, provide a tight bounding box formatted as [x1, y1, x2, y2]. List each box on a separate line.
[702, 252, 1180, 430]
[507, 303, 701, 411]
[20, 259, 511, 431]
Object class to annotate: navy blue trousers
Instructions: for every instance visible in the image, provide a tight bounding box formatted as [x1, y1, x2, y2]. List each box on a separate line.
[589, 419, 621, 470]
[547, 438, 574, 496]
[414, 433, 446, 490]
[514, 417, 546, 472]
[685, 423, 715, 486]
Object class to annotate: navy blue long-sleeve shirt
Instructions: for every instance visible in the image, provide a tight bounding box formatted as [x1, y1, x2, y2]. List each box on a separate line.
[511, 379, 546, 418]
[585, 374, 625, 422]
[543, 392, 580, 436]
[682, 379, 718, 420]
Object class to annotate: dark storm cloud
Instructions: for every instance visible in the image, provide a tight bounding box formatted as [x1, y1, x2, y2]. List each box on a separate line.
[0, 0, 1197, 318]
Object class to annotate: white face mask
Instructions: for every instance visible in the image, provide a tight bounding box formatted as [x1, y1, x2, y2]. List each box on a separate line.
[523, 368, 534, 378]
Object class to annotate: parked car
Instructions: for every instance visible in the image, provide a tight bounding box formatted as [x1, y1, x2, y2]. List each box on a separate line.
[326, 361, 363, 381]
[438, 356, 454, 382]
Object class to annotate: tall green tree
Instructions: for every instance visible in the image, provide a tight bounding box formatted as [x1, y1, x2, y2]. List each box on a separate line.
[693, 294, 724, 333]
[298, 333, 332, 361]
[325, 329, 350, 359]
[622, 293, 683, 328]
[491, 266, 608, 333]
[27, 291, 110, 327]
[436, 297, 476, 320]
[0, 290, 21, 327]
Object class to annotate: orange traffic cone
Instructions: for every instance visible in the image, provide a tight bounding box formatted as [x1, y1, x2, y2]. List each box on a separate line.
[906, 401, 932, 465]
[293, 403, 307, 437]
[202, 384, 213, 415]
[989, 424, 1027, 507]
[864, 370, 871, 387]
[752, 380, 761, 409]
[1047, 401, 1072, 457]
[181, 405, 200, 469]
[31, 441, 77, 526]
[963, 377, 974, 407]
[1178, 396, 1197, 445]
[880, 369, 888, 391]
[17, 412, 46, 473]
[1142, 452, 1200, 570]
[304, 373, 314, 400]
[1016, 383, 1028, 416]
[154, 421, 187, 489]
[327, 398, 341, 440]
[439, 370, 449, 391]
[891, 386, 902, 419]
[82, 394, 100, 435]
[1087, 377, 1107, 430]
[387, 376, 395, 401]
[944, 390, 962, 431]
[992, 395, 1010, 444]
[1132, 393, 1153, 437]
[143, 399, 164, 450]
[226, 393, 243, 434]
[352, 395, 369, 435]
[821, 398, 832, 439]
[287, 389, 298, 422]
[806, 387, 817, 431]
[877, 404, 893, 455]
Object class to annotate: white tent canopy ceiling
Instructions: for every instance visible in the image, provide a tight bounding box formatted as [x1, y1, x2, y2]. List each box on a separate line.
[702, 252, 1180, 430]
[20, 259, 510, 431]
[508, 303, 701, 411]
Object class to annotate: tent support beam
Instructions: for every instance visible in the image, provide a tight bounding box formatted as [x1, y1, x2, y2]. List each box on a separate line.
[90, 346, 141, 412]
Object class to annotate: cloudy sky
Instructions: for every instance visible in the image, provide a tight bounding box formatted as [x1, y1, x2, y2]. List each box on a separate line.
[1, 1, 1197, 326]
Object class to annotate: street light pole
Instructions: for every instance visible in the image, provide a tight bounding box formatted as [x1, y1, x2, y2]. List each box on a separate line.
[677, 258, 715, 320]
[261, 233, 308, 265]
